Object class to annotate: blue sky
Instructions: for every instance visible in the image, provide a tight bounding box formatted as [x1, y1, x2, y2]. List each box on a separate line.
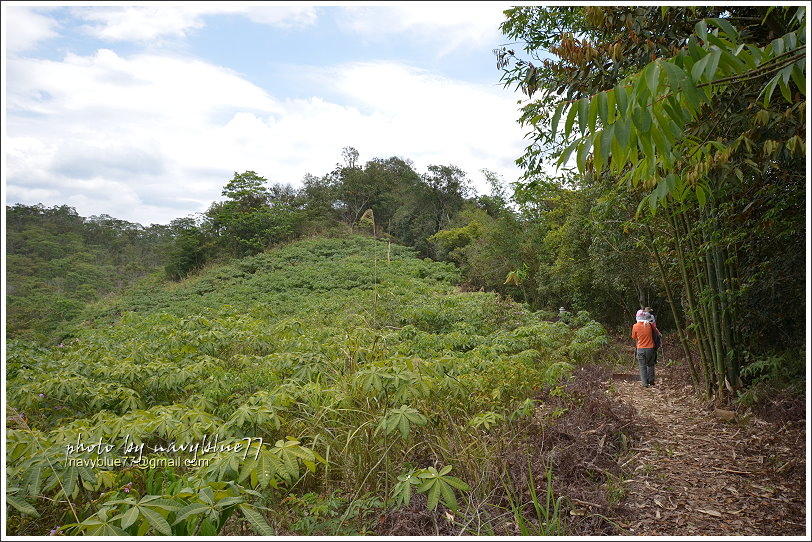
[3, 1, 533, 226]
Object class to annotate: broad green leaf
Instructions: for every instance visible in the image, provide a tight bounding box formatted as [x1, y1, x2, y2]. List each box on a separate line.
[6, 495, 39, 517]
[442, 476, 471, 492]
[120, 506, 140, 530]
[23, 465, 42, 497]
[239, 504, 275, 536]
[199, 518, 217, 536]
[140, 506, 172, 536]
[440, 482, 458, 511]
[425, 482, 441, 511]
[173, 503, 210, 524]
[644, 62, 661, 97]
[62, 466, 78, 498]
[688, 34, 705, 60]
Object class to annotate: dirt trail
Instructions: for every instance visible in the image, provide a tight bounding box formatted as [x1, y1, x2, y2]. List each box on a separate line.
[609, 363, 807, 536]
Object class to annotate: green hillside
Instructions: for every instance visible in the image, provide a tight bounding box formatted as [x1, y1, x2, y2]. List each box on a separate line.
[6, 235, 609, 536]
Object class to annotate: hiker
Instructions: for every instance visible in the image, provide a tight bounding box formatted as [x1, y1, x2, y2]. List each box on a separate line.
[631, 310, 662, 388]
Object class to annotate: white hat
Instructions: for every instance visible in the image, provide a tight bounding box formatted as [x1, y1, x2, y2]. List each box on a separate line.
[636, 310, 650, 323]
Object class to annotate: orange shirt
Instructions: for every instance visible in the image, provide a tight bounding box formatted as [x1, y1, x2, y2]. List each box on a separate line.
[631, 322, 660, 349]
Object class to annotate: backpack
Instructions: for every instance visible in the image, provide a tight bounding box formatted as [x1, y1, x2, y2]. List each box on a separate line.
[651, 325, 662, 348]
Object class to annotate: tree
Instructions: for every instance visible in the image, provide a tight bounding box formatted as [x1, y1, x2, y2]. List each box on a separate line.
[211, 171, 299, 256]
[497, 5, 806, 398]
[421, 165, 473, 232]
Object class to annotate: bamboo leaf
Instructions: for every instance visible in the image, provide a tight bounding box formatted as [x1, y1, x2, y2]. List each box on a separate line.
[614, 116, 630, 148]
[592, 131, 604, 172]
[557, 140, 579, 168]
[564, 100, 579, 136]
[695, 19, 708, 42]
[632, 107, 652, 133]
[601, 124, 615, 170]
[597, 91, 608, 124]
[614, 83, 629, 114]
[550, 102, 566, 136]
[662, 61, 686, 88]
[690, 53, 711, 83]
[695, 184, 707, 207]
[588, 95, 599, 133]
[645, 62, 661, 97]
[577, 98, 589, 135]
[709, 18, 739, 41]
[790, 61, 805, 95]
[770, 37, 785, 56]
[703, 49, 722, 83]
[576, 138, 593, 173]
[606, 88, 616, 123]
[761, 76, 780, 107]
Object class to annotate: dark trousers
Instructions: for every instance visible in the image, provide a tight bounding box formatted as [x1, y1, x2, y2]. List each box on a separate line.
[636, 348, 657, 386]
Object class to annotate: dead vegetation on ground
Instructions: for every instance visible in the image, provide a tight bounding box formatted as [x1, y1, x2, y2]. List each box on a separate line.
[378, 354, 806, 537]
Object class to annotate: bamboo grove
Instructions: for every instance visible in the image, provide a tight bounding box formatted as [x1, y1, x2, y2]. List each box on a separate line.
[495, 5, 806, 398]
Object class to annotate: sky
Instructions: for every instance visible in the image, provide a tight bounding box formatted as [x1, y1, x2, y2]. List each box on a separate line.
[2, 1, 535, 226]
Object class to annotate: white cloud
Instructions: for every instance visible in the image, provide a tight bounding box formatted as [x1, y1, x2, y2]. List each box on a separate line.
[5, 49, 285, 224]
[3, 6, 60, 53]
[336, 3, 510, 56]
[5, 46, 525, 225]
[300, 61, 526, 187]
[71, 4, 318, 43]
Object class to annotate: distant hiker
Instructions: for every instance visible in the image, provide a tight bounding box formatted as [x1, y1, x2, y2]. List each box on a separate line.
[558, 307, 571, 324]
[631, 310, 662, 388]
